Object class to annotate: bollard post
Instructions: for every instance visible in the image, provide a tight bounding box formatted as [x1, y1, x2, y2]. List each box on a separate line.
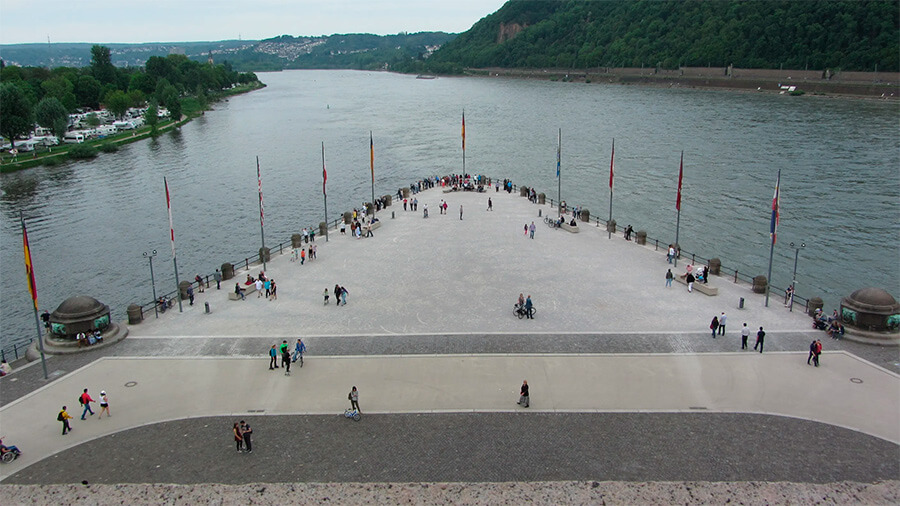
[205, 302, 210, 314]
[392, 211, 395, 219]
[734, 270, 738, 283]
[538, 209, 542, 217]
[739, 297, 745, 309]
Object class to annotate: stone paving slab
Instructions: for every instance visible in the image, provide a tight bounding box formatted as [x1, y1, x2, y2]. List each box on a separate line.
[1, 350, 897, 481]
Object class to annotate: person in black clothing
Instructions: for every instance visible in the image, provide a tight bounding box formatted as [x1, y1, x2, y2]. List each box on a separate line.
[241, 421, 253, 453]
[517, 380, 530, 408]
[41, 310, 51, 330]
[754, 327, 766, 353]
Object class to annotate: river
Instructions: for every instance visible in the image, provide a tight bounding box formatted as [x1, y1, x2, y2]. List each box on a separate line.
[1, 70, 898, 353]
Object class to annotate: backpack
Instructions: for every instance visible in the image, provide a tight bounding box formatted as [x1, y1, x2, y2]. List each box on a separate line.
[78, 394, 84, 405]
[58, 411, 65, 421]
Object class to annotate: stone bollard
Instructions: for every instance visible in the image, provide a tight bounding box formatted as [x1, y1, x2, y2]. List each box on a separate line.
[606, 219, 617, 234]
[291, 234, 303, 248]
[178, 280, 191, 300]
[382, 194, 392, 207]
[807, 297, 824, 317]
[402, 187, 410, 198]
[259, 247, 271, 264]
[752, 275, 768, 294]
[709, 258, 722, 275]
[319, 221, 327, 237]
[221, 262, 234, 280]
[520, 186, 529, 197]
[365, 203, 374, 215]
[579, 209, 590, 222]
[127, 304, 143, 324]
[635, 230, 647, 245]
[538, 193, 545, 205]
[343, 211, 353, 224]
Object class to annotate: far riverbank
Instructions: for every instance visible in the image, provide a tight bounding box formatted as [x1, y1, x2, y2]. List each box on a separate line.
[466, 66, 900, 99]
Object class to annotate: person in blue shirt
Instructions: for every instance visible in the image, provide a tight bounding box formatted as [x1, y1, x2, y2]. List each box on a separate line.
[524, 295, 534, 319]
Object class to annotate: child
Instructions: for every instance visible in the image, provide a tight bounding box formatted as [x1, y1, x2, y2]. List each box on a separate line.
[323, 288, 330, 305]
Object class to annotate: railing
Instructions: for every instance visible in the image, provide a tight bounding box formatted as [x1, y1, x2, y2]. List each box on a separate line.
[1, 337, 34, 364]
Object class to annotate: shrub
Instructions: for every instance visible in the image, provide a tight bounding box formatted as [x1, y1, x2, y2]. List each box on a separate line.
[42, 156, 64, 167]
[67, 144, 98, 159]
[98, 143, 119, 153]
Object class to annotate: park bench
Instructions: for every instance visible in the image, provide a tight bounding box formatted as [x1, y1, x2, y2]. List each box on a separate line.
[228, 281, 259, 300]
[674, 275, 718, 296]
[560, 222, 579, 233]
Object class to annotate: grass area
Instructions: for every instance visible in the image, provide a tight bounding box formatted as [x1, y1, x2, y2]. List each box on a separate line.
[0, 81, 266, 174]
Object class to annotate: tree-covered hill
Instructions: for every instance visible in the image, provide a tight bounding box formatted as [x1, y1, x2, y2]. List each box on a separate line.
[405, 0, 899, 73]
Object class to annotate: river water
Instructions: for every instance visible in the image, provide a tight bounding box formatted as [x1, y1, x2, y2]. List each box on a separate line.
[1, 70, 898, 353]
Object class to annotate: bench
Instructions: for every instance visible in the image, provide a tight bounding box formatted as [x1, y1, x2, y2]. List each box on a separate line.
[560, 222, 579, 233]
[674, 275, 718, 296]
[369, 220, 382, 231]
[228, 282, 259, 300]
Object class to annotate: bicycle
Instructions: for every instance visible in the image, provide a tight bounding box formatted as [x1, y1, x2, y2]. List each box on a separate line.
[343, 408, 361, 421]
[514, 304, 536, 319]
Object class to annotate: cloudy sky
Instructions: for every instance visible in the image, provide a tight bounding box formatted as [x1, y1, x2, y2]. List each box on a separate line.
[0, 0, 508, 44]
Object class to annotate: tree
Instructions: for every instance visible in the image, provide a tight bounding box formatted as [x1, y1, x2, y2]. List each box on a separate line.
[0, 83, 34, 148]
[75, 75, 102, 109]
[144, 99, 159, 133]
[40, 77, 76, 111]
[34, 97, 69, 140]
[90, 45, 117, 85]
[103, 89, 130, 119]
[162, 87, 182, 123]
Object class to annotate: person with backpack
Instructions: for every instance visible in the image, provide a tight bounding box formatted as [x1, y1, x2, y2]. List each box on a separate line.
[58, 406, 73, 435]
[79, 388, 95, 419]
[710, 316, 719, 338]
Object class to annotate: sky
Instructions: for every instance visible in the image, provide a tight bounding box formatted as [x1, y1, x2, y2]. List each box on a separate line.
[0, 0, 508, 45]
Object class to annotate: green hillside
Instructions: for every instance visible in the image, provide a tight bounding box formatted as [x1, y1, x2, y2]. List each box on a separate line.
[404, 0, 899, 73]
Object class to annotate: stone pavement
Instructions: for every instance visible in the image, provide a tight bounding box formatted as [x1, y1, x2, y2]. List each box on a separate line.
[1, 185, 898, 485]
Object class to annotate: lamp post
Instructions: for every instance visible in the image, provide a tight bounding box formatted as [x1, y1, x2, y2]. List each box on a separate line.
[143, 250, 159, 318]
[788, 242, 805, 312]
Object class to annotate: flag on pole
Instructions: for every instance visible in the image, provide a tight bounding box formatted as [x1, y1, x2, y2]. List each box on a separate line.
[556, 128, 561, 178]
[21, 215, 38, 311]
[370, 131, 374, 183]
[770, 170, 781, 244]
[164, 177, 176, 258]
[676, 151, 684, 211]
[609, 138, 615, 190]
[461, 111, 466, 151]
[257, 157, 264, 227]
[322, 143, 327, 195]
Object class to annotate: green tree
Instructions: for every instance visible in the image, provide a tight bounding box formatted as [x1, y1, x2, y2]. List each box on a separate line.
[34, 96, 69, 140]
[90, 45, 117, 85]
[75, 75, 102, 109]
[162, 87, 182, 123]
[103, 89, 130, 119]
[144, 99, 159, 133]
[85, 113, 101, 128]
[0, 83, 34, 148]
[40, 77, 76, 111]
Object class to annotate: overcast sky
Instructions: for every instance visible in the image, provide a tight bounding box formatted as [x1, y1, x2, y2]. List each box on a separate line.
[0, 0, 508, 44]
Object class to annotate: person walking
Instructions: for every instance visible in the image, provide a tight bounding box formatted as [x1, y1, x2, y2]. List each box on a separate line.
[529, 222, 535, 239]
[58, 406, 73, 435]
[665, 269, 674, 287]
[754, 327, 766, 353]
[233, 422, 244, 452]
[524, 223, 528, 236]
[667, 244, 675, 264]
[214, 269, 222, 290]
[80, 388, 95, 419]
[340, 286, 348, 306]
[741, 323, 750, 350]
[813, 339, 822, 367]
[334, 284, 342, 308]
[686, 272, 695, 293]
[187, 285, 194, 306]
[98, 391, 111, 419]
[459, 205, 463, 220]
[195, 274, 205, 293]
[349, 386, 360, 413]
[517, 380, 530, 408]
[269, 279, 277, 300]
[282, 346, 291, 376]
[487, 198, 493, 211]
[807, 339, 817, 365]
[300, 248, 306, 265]
[269, 345, 278, 369]
[323, 288, 330, 305]
[255, 278, 264, 297]
[241, 421, 252, 453]
[718, 312, 727, 335]
[710, 316, 719, 338]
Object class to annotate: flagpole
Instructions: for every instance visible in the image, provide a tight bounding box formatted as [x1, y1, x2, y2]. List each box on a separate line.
[765, 169, 781, 307]
[557, 128, 561, 215]
[370, 131, 375, 218]
[608, 138, 614, 239]
[322, 141, 329, 242]
[164, 177, 183, 313]
[674, 151, 683, 268]
[257, 156, 266, 272]
[461, 110, 466, 174]
[20, 213, 48, 380]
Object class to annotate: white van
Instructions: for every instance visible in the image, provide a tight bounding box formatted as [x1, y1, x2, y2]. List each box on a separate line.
[63, 132, 85, 144]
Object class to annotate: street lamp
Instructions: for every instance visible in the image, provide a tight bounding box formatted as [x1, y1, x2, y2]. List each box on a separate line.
[143, 250, 159, 318]
[788, 242, 805, 312]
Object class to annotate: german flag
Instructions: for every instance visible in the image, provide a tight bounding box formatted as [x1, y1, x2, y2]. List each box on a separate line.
[21, 215, 38, 310]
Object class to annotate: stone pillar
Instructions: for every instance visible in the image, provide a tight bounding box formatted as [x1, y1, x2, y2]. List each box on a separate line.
[178, 280, 191, 300]
[127, 304, 143, 324]
[259, 247, 270, 264]
[709, 258, 722, 275]
[291, 234, 303, 248]
[402, 187, 410, 198]
[365, 203, 374, 215]
[221, 262, 234, 280]
[752, 275, 768, 294]
[606, 219, 616, 234]
[520, 186, 529, 197]
[382, 194, 392, 207]
[635, 230, 647, 245]
[343, 211, 353, 224]
[319, 221, 327, 237]
[538, 193, 545, 205]
[579, 209, 590, 222]
[807, 297, 824, 317]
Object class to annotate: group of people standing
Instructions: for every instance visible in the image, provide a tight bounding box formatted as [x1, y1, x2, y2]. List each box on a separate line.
[233, 420, 253, 453]
[291, 243, 317, 264]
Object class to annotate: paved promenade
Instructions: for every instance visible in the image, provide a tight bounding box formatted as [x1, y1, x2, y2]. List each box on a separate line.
[0, 185, 897, 486]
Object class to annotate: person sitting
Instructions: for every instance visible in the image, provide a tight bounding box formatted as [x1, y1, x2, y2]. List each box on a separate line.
[78, 332, 90, 347]
[234, 283, 246, 300]
[87, 333, 97, 345]
[258, 271, 267, 282]
[0, 439, 20, 455]
[93, 330, 103, 343]
[569, 218, 577, 226]
[555, 216, 563, 228]
[245, 274, 255, 285]
[0, 359, 11, 376]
